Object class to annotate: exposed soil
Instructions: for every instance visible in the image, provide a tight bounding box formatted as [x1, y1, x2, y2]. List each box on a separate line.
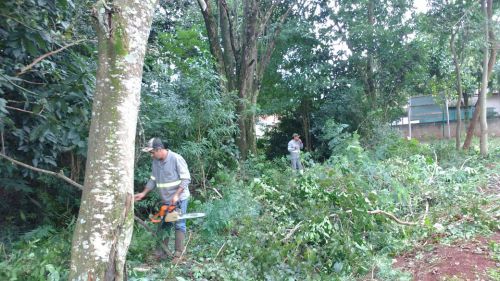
[393, 232, 500, 281]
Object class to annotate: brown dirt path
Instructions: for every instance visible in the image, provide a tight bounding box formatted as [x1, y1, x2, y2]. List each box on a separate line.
[393, 232, 499, 280]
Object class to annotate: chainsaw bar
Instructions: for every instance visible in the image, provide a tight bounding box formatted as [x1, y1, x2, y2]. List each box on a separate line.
[178, 212, 206, 220]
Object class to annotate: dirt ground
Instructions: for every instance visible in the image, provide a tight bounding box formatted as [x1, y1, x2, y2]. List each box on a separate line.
[393, 231, 499, 281]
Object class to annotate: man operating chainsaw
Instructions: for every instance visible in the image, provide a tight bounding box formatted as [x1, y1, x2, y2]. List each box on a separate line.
[134, 137, 191, 262]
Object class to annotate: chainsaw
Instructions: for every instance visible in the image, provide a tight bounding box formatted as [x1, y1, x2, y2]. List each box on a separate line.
[150, 204, 205, 223]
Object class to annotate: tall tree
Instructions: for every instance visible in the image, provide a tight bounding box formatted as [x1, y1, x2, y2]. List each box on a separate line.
[450, 27, 464, 149]
[69, 0, 157, 279]
[426, 0, 483, 149]
[329, 0, 415, 129]
[462, 0, 497, 150]
[195, 0, 311, 158]
[259, 19, 331, 151]
[478, 0, 490, 155]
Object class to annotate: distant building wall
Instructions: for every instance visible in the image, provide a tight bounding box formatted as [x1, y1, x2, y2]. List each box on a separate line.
[394, 93, 500, 140]
[396, 117, 500, 140]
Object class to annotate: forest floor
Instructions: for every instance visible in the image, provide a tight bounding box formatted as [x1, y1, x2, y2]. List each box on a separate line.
[393, 170, 500, 281]
[394, 232, 499, 280]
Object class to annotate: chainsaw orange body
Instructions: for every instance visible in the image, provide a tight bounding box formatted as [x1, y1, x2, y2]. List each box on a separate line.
[150, 205, 177, 223]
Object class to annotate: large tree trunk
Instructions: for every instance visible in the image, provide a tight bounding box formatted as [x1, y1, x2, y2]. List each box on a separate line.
[462, 0, 496, 150]
[69, 1, 157, 280]
[236, 0, 258, 158]
[450, 31, 463, 150]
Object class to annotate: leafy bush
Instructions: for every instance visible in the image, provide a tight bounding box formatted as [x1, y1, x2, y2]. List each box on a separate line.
[162, 135, 499, 280]
[0, 223, 73, 281]
[3, 137, 498, 281]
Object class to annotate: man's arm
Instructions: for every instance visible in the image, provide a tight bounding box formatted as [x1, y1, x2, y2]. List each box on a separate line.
[171, 155, 191, 204]
[134, 175, 156, 201]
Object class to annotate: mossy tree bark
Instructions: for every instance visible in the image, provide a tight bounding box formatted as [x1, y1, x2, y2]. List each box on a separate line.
[69, 0, 157, 280]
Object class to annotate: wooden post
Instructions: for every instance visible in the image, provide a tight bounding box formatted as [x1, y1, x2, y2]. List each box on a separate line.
[408, 98, 412, 139]
[445, 98, 451, 139]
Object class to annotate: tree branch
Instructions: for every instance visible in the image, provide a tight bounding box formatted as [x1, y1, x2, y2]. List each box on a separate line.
[17, 39, 86, 76]
[220, 0, 238, 61]
[5, 105, 43, 116]
[367, 210, 418, 226]
[281, 220, 303, 242]
[0, 152, 84, 189]
[0, 152, 163, 247]
[0, 73, 39, 96]
[197, 0, 227, 76]
[255, 2, 294, 96]
[0, 130, 5, 154]
[0, 13, 44, 32]
[196, 0, 207, 11]
[258, 2, 278, 37]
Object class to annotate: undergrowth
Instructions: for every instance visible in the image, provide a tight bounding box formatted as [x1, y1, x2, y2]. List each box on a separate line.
[1, 136, 498, 280]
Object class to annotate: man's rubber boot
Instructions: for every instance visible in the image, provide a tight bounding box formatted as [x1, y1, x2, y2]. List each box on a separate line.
[172, 230, 185, 263]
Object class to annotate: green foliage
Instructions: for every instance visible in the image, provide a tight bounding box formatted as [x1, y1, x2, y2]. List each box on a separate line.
[137, 24, 238, 190]
[0, 0, 94, 233]
[0, 223, 73, 280]
[131, 135, 498, 280]
[3, 136, 498, 280]
[314, 119, 351, 159]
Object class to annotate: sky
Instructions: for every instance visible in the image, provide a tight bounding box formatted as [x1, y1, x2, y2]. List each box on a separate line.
[414, 0, 429, 13]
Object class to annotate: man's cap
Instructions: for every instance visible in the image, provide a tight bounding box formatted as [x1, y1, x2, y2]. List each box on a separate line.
[142, 138, 164, 152]
[292, 133, 300, 137]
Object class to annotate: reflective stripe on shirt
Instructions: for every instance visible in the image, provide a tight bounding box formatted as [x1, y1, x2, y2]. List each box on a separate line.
[157, 180, 182, 189]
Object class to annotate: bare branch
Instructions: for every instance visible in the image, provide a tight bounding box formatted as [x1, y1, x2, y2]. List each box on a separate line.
[421, 199, 429, 225]
[367, 210, 418, 226]
[5, 105, 43, 116]
[0, 152, 84, 189]
[0, 152, 162, 246]
[258, 2, 278, 36]
[0, 13, 44, 32]
[214, 241, 226, 259]
[212, 187, 223, 199]
[17, 39, 86, 76]
[281, 220, 303, 243]
[0, 130, 4, 154]
[0, 73, 39, 96]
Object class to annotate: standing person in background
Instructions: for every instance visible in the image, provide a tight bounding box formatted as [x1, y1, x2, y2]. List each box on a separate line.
[288, 133, 304, 174]
[134, 137, 191, 262]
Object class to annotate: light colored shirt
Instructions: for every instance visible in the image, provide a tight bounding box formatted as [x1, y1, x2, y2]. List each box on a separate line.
[287, 139, 303, 159]
[145, 150, 191, 202]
